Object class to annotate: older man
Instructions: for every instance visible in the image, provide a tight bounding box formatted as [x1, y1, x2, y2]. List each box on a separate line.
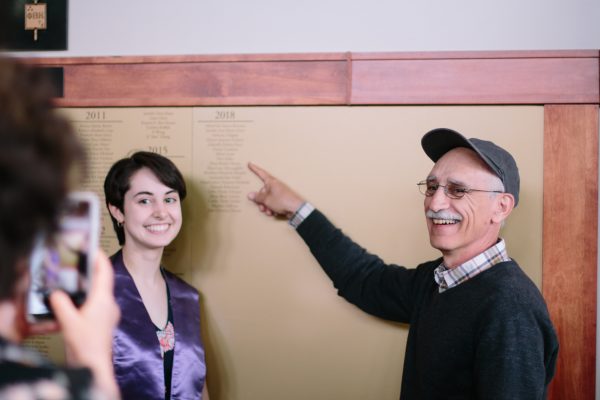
[247, 128, 558, 399]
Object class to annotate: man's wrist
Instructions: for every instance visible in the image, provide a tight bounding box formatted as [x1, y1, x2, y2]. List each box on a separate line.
[288, 202, 315, 229]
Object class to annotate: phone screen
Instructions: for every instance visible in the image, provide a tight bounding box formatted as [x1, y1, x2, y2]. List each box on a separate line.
[27, 192, 99, 321]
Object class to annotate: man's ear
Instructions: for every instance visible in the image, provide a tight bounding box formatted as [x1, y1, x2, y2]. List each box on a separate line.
[108, 204, 124, 224]
[492, 193, 515, 224]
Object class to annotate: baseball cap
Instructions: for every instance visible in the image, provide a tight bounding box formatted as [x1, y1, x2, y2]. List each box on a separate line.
[421, 128, 520, 206]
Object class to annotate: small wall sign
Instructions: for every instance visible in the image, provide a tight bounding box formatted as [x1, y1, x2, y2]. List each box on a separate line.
[0, 0, 68, 51]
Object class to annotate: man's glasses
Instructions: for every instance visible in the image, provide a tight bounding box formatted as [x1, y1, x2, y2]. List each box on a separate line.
[417, 180, 504, 200]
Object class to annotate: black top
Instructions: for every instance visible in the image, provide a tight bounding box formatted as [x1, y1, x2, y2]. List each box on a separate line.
[154, 275, 174, 400]
[0, 336, 93, 399]
[297, 209, 559, 399]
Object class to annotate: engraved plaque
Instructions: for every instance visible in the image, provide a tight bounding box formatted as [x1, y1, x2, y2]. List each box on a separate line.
[24, 4, 47, 30]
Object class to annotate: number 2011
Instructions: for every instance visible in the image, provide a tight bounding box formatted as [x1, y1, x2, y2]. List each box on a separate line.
[85, 111, 106, 120]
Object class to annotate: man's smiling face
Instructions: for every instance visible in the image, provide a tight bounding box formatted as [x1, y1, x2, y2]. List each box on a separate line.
[424, 147, 506, 267]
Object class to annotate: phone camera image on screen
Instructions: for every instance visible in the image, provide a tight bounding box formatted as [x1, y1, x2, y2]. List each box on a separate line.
[27, 192, 99, 322]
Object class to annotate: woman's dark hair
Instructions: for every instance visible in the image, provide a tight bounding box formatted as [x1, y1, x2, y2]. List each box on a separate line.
[0, 58, 84, 300]
[103, 151, 187, 246]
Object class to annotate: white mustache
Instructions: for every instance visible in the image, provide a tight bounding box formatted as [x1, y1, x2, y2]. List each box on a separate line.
[426, 210, 463, 221]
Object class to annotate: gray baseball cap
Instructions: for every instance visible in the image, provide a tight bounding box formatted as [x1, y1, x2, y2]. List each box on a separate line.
[421, 128, 520, 206]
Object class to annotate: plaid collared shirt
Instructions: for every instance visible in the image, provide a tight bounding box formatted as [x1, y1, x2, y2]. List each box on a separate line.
[289, 202, 315, 228]
[434, 239, 510, 293]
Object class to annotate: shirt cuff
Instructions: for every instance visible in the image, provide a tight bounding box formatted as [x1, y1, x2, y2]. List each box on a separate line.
[288, 202, 315, 229]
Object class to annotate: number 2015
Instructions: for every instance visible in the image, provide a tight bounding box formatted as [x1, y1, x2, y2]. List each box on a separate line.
[215, 110, 235, 120]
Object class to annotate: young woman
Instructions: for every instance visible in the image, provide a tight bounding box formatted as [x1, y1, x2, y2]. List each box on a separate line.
[104, 152, 208, 400]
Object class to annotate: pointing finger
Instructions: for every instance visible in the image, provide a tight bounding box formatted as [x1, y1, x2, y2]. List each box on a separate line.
[248, 162, 272, 183]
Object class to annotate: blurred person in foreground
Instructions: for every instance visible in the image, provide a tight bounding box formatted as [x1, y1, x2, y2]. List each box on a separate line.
[0, 57, 120, 400]
[247, 128, 558, 399]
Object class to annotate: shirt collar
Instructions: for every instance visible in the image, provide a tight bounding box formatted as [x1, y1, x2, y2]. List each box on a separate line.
[434, 238, 510, 293]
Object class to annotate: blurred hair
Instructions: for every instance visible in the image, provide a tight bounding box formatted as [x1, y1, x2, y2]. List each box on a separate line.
[0, 58, 84, 300]
[103, 151, 187, 246]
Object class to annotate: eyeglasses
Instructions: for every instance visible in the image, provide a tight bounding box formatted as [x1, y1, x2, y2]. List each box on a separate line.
[417, 180, 504, 199]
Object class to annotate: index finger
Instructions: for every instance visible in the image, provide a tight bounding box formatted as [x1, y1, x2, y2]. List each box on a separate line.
[248, 162, 272, 183]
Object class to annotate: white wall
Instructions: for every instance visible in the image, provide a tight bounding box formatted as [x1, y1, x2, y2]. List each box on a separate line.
[14, 0, 600, 58]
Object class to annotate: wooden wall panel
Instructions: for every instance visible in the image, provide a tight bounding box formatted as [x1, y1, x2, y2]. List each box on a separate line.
[32, 51, 599, 107]
[29, 50, 600, 398]
[52, 59, 348, 106]
[351, 56, 599, 105]
[544, 105, 599, 400]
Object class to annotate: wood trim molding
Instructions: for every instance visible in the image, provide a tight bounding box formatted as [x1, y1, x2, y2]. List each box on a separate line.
[58, 60, 349, 106]
[543, 105, 599, 400]
[28, 50, 599, 107]
[350, 57, 598, 104]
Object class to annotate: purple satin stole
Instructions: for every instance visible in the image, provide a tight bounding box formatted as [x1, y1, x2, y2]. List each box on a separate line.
[111, 250, 206, 400]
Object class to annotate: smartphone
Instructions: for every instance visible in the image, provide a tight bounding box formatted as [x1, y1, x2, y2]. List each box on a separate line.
[27, 191, 100, 322]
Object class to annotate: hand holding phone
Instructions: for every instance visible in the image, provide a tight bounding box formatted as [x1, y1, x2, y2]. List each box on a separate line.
[49, 249, 121, 398]
[27, 191, 99, 322]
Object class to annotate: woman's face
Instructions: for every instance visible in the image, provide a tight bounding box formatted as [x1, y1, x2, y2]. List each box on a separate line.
[115, 168, 182, 252]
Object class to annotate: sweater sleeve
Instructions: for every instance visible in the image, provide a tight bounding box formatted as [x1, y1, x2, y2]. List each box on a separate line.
[296, 209, 434, 323]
